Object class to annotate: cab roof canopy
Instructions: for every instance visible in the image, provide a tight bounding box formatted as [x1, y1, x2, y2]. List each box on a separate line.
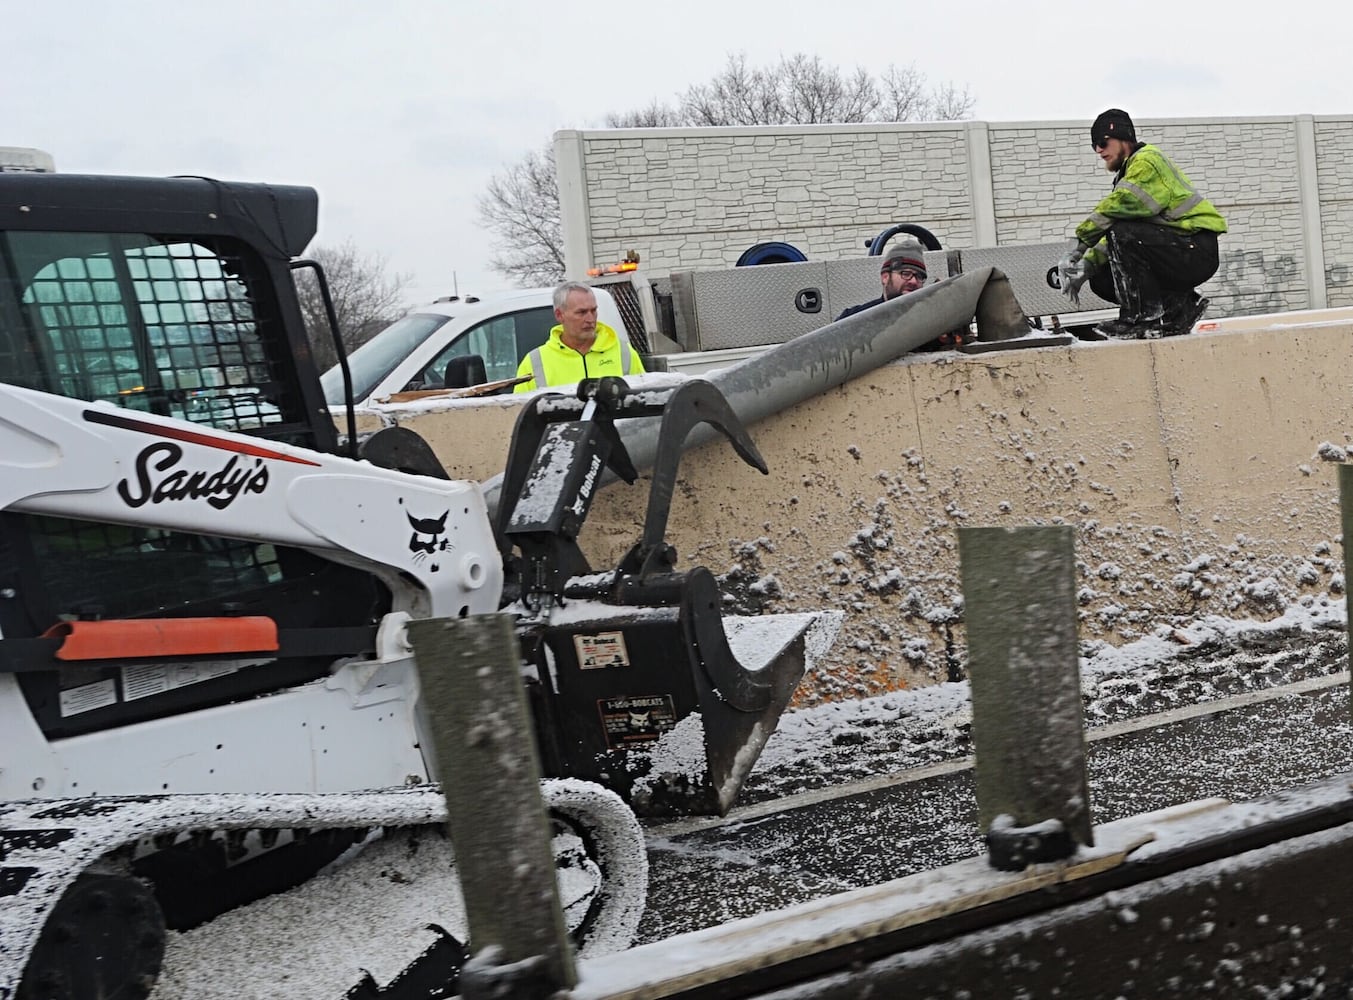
[0, 172, 318, 259]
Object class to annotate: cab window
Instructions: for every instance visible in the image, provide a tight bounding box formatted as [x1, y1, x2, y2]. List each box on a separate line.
[0, 231, 294, 437]
[418, 305, 554, 387]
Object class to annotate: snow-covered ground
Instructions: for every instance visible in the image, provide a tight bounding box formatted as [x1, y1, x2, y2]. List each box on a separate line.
[743, 593, 1348, 802]
[144, 594, 1348, 998]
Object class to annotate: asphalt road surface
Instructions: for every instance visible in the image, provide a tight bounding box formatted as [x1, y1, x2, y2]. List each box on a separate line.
[636, 673, 1352, 944]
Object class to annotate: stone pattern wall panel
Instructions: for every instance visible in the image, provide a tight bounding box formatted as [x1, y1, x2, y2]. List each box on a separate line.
[569, 116, 1353, 320]
[1315, 119, 1353, 308]
[582, 127, 971, 270]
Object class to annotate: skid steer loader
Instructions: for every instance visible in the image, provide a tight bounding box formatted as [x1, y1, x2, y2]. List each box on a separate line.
[0, 173, 839, 999]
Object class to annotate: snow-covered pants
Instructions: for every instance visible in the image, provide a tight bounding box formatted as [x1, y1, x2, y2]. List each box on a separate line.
[1087, 222, 1220, 322]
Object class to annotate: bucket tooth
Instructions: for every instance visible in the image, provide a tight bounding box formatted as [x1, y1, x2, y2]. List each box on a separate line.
[691, 613, 815, 817]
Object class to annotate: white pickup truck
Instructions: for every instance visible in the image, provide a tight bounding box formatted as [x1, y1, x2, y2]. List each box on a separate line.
[321, 287, 568, 407]
[319, 275, 765, 408]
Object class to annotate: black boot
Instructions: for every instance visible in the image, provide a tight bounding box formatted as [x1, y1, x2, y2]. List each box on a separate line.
[1095, 313, 1167, 339]
[1097, 318, 1166, 339]
[1093, 316, 1141, 337]
[1160, 292, 1209, 336]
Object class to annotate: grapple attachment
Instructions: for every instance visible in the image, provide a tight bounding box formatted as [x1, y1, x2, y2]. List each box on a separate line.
[497, 378, 832, 817]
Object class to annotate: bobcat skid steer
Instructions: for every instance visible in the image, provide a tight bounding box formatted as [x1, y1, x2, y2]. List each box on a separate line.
[0, 173, 837, 999]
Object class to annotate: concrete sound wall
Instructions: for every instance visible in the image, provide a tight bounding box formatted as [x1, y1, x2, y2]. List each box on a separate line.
[369, 317, 1351, 705]
[556, 115, 1353, 324]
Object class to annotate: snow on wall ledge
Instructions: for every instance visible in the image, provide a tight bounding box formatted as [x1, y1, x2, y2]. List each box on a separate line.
[389, 323, 1353, 706]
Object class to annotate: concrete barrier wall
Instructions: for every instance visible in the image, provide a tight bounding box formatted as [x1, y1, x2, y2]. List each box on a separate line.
[557, 115, 1353, 322]
[370, 321, 1352, 705]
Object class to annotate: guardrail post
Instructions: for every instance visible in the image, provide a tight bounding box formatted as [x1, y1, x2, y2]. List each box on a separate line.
[958, 526, 1093, 871]
[407, 613, 576, 999]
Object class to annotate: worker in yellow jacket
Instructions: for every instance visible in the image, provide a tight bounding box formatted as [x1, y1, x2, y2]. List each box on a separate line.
[1058, 109, 1227, 339]
[514, 282, 645, 392]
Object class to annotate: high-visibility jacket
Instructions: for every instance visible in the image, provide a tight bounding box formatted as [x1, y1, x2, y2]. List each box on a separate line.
[513, 320, 645, 393]
[1076, 143, 1227, 268]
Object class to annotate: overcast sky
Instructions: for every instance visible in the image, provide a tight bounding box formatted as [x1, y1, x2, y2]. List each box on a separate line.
[6, 1, 1348, 308]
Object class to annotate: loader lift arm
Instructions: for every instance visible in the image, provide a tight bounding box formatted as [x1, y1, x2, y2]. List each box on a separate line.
[496, 375, 767, 607]
[497, 376, 819, 817]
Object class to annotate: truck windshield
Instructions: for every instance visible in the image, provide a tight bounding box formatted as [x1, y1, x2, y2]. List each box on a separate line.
[320, 312, 449, 405]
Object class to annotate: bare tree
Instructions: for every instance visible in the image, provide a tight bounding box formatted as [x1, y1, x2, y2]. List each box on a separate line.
[682, 54, 895, 126]
[605, 101, 687, 129]
[879, 66, 974, 122]
[481, 52, 975, 285]
[680, 53, 786, 126]
[925, 81, 976, 123]
[476, 144, 564, 287]
[676, 53, 975, 127]
[296, 240, 412, 370]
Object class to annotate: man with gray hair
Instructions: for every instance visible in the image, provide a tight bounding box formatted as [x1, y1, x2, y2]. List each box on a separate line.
[514, 281, 645, 393]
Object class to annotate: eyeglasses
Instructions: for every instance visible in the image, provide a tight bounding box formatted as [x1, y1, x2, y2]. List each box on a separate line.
[882, 265, 926, 281]
[1091, 139, 1108, 151]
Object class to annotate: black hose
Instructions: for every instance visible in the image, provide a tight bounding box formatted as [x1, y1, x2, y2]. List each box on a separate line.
[869, 224, 942, 254]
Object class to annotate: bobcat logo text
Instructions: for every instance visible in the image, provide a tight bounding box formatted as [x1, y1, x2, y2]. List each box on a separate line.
[569, 453, 603, 518]
[118, 442, 269, 511]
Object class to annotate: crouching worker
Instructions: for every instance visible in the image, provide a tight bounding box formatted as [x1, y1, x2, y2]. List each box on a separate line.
[1058, 108, 1227, 339]
[515, 282, 645, 392]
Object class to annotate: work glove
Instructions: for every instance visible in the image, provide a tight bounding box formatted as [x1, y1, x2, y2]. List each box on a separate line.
[1056, 249, 1094, 306]
[1056, 246, 1083, 270]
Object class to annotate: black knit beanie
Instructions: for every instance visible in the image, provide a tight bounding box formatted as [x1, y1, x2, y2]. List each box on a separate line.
[1090, 109, 1136, 147]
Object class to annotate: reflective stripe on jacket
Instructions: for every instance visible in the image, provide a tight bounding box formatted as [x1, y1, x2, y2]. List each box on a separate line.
[1077, 143, 1227, 268]
[513, 320, 644, 393]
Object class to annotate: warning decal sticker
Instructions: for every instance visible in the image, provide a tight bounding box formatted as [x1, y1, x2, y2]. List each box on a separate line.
[574, 630, 630, 669]
[121, 659, 255, 702]
[59, 679, 117, 717]
[598, 694, 677, 749]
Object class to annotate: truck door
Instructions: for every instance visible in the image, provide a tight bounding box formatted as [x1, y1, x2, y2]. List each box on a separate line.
[416, 305, 554, 387]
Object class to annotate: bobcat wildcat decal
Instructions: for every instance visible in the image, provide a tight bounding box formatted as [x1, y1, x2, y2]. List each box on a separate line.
[407, 508, 452, 571]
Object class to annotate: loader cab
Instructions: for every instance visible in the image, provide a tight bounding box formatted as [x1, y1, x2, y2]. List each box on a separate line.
[0, 173, 385, 740]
